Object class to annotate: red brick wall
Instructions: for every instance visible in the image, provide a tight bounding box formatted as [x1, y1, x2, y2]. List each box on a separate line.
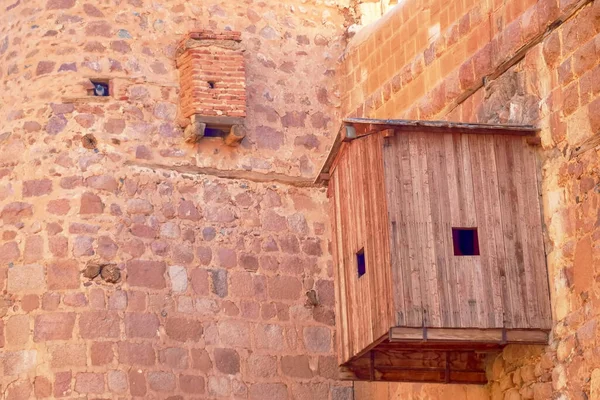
[177, 31, 246, 120]
[342, 0, 600, 399]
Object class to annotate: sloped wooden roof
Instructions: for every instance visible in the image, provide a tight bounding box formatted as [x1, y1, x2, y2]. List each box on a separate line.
[316, 118, 539, 184]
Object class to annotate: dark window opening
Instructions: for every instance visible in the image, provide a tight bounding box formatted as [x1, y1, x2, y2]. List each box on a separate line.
[204, 127, 224, 138]
[90, 80, 109, 97]
[356, 248, 366, 278]
[452, 228, 480, 256]
[207, 81, 216, 89]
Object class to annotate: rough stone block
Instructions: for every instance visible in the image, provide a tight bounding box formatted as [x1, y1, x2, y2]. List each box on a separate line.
[34, 313, 75, 341]
[8, 264, 46, 293]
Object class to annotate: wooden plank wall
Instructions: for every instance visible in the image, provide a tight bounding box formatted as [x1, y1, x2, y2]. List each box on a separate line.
[383, 132, 551, 330]
[329, 133, 395, 364]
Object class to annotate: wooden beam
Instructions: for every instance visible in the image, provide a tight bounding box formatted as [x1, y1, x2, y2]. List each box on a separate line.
[504, 329, 549, 344]
[389, 327, 549, 345]
[223, 124, 246, 146]
[426, 328, 503, 342]
[315, 118, 540, 184]
[343, 118, 539, 135]
[125, 161, 319, 188]
[190, 115, 245, 128]
[340, 346, 492, 384]
[382, 128, 395, 138]
[342, 125, 357, 142]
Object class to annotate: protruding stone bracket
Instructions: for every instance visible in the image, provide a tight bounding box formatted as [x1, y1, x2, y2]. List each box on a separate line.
[183, 114, 246, 146]
[224, 124, 246, 146]
[184, 115, 206, 144]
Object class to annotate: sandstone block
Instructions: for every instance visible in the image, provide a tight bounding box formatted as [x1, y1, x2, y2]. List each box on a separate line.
[180, 374, 205, 394]
[219, 320, 251, 348]
[159, 347, 189, 369]
[249, 383, 288, 400]
[128, 370, 146, 397]
[148, 371, 176, 392]
[34, 313, 75, 341]
[80, 192, 104, 214]
[281, 355, 313, 378]
[125, 312, 159, 338]
[91, 342, 114, 365]
[118, 342, 156, 366]
[214, 348, 240, 374]
[47, 260, 79, 290]
[165, 317, 203, 342]
[3, 350, 37, 375]
[75, 372, 104, 394]
[6, 315, 30, 347]
[49, 343, 86, 367]
[169, 265, 188, 293]
[191, 348, 212, 372]
[79, 311, 120, 338]
[108, 370, 128, 393]
[303, 326, 331, 353]
[127, 260, 166, 289]
[54, 371, 72, 397]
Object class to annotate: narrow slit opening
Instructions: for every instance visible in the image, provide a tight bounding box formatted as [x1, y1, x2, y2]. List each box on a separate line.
[356, 248, 366, 278]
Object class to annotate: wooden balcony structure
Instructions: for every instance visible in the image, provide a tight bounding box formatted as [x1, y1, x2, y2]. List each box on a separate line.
[320, 119, 552, 384]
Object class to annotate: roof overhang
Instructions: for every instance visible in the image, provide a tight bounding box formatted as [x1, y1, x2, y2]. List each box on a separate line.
[315, 118, 540, 185]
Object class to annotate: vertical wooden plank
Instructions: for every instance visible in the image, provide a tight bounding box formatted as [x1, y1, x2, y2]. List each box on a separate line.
[447, 134, 472, 328]
[409, 133, 430, 328]
[482, 135, 512, 328]
[523, 140, 552, 329]
[415, 133, 442, 328]
[443, 134, 462, 327]
[384, 134, 410, 326]
[332, 133, 395, 362]
[468, 135, 504, 328]
[426, 134, 454, 327]
[510, 137, 539, 328]
[460, 134, 486, 327]
[494, 135, 525, 328]
[378, 136, 395, 332]
[515, 138, 552, 329]
[387, 132, 423, 327]
[332, 172, 351, 362]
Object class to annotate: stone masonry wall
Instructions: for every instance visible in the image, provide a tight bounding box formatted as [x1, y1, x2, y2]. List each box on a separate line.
[0, 0, 358, 399]
[341, 0, 600, 399]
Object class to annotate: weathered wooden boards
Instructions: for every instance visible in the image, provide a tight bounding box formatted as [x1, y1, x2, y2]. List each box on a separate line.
[330, 134, 395, 364]
[328, 126, 551, 373]
[382, 132, 551, 331]
[340, 341, 492, 384]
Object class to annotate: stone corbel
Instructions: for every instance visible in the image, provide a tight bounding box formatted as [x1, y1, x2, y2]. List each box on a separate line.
[183, 115, 206, 144]
[183, 114, 246, 146]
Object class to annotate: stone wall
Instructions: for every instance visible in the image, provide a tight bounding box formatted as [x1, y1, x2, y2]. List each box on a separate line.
[0, 0, 357, 398]
[341, 0, 600, 399]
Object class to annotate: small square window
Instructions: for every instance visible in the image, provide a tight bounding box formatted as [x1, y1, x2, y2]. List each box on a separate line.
[452, 228, 480, 256]
[89, 80, 110, 97]
[356, 248, 366, 278]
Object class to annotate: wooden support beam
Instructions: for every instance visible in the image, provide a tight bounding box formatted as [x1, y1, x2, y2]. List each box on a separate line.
[342, 125, 356, 142]
[224, 124, 246, 146]
[184, 116, 206, 143]
[382, 128, 395, 138]
[505, 330, 549, 344]
[526, 136, 542, 146]
[339, 345, 492, 384]
[389, 327, 549, 345]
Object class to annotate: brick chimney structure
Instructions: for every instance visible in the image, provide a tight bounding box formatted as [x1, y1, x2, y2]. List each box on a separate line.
[176, 31, 246, 145]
